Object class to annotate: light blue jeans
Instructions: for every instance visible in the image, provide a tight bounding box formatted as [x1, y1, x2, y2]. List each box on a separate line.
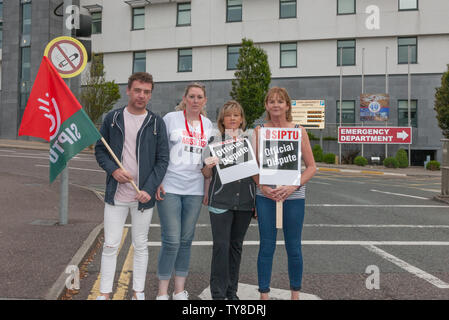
[156, 193, 203, 280]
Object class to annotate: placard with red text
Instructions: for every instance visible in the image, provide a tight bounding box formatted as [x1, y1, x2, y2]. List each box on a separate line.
[259, 127, 301, 185]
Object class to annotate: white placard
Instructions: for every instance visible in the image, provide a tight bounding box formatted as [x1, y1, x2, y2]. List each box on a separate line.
[259, 127, 302, 185]
[209, 137, 259, 184]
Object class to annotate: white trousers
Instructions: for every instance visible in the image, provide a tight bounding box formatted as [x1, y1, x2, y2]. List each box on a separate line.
[99, 201, 153, 294]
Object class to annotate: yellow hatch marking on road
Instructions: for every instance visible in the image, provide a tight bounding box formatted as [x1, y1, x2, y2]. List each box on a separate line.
[317, 168, 340, 172]
[87, 228, 129, 300]
[361, 170, 384, 175]
[112, 245, 134, 300]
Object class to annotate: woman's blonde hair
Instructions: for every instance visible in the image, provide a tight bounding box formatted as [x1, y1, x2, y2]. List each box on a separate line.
[175, 82, 207, 116]
[217, 100, 247, 134]
[264, 87, 293, 122]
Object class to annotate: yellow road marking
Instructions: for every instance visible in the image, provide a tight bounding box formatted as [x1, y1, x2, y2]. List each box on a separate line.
[361, 170, 384, 175]
[87, 228, 129, 300]
[318, 168, 340, 172]
[112, 245, 134, 300]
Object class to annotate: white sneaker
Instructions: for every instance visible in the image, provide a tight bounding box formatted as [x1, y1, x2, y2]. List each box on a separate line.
[173, 290, 189, 300]
[96, 295, 107, 300]
[132, 292, 145, 300]
[156, 294, 169, 300]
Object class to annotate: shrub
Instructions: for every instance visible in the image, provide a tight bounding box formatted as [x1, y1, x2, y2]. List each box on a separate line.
[323, 153, 336, 164]
[308, 131, 319, 141]
[383, 157, 399, 168]
[426, 160, 441, 171]
[354, 156, 368, 166]
[312, 144, 323, 162]
[395, 148, 409, 168]
[341, 149, 360, 164]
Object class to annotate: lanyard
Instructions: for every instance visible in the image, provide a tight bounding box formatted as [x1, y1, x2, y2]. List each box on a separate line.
[184, 109, 204, 139]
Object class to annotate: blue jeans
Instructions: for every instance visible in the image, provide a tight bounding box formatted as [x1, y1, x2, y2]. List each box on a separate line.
[256, 195, 305, 293]
[156, 193, 203, 280]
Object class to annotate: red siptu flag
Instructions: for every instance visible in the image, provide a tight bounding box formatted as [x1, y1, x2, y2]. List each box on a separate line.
[19, 56, 101, 182]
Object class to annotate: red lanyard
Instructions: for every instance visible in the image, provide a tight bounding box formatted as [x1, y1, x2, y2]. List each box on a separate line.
[184, 109, 204, 139]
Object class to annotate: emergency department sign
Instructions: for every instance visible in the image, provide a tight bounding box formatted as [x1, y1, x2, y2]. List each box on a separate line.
[44, 36, 87, 78]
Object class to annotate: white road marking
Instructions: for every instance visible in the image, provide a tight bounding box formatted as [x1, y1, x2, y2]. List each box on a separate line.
[0, 154, 95, 162]
[198, 283, 321, 300]
[370, 189, 430, 200]
[363, 244, 449, 289]
[0, 154, 48, 160]
[148, 240, 449, 247]
[307, 204, 449, 208]
[303, 224, 449, 229]
[137, 223, 449, 229]
[309, 181, 331, 185]
[417, 188, 441, 193]
[35, 164, 103, 173]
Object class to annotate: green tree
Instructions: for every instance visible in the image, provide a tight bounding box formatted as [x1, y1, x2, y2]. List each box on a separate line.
[434, 65, 449, 138]
[230, 38, 271, 128]
[80, 53, 121, 126]
[395, 148, 408, 168]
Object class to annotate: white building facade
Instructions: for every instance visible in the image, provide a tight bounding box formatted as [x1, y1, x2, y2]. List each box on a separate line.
[2, 0, 448, 164]
[78, 0, 449, 164]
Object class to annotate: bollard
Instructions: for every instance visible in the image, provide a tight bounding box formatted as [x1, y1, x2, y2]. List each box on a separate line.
[442, 139, 449, 197]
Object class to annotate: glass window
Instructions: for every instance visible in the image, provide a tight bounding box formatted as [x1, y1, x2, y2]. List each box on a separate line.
[398, 37, 417, 64]
[178, 48, 192, 72]
[20, 2, 31, 46]
[92, 11, 102, 34]
[0, 22, 3, 49]
[132, 7, 145, 30]
[336, 100, 355, 124]
[280, 0, 296, 19]
[227, 45, 241, 70]
[133, 51, 146, 73]
[280, 43, 297, 68]
[177, 3, 191, 26]
[227, 0, 242, 22]
[19, 46, 31, 120]
[337, 39, 355, 66]
[398, 100, 417, 127]
[399, 0, 418, 10]
[337, 0, 355, 14]
[0, 1, 3, 19]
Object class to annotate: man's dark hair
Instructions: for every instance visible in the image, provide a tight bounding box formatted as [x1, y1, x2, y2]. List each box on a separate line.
[128, 72, 154, 90]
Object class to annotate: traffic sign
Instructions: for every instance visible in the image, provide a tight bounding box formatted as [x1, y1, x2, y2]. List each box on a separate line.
[291, 100, 326, 129]
[44, 36, 88, 78]
[338, 127, 412, 144]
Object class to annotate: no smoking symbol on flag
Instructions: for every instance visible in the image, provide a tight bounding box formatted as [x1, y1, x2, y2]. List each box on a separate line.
[44, 36, 87, 78]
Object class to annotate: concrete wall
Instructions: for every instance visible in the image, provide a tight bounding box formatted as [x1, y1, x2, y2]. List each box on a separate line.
[0, 0, 22, 138]
[0, 0, 63, 139]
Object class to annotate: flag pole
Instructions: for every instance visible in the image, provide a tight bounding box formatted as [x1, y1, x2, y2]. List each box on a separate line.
[408, 45, 412, 167]
[59, 0, 73, 225]
[100, 137, 140, 193]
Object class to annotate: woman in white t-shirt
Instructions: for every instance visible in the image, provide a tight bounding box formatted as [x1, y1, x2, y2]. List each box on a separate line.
[155, 83, 213, 300]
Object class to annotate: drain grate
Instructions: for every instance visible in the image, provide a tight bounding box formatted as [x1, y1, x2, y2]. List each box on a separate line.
[30, 219, 59, 226]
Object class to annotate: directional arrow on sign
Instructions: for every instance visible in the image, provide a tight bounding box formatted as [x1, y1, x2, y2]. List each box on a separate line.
[198, 283, 321, 300]
[397, 130, 409, 140]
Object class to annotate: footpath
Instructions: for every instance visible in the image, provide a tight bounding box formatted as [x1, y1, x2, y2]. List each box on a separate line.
[0, 138, 445, 300]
